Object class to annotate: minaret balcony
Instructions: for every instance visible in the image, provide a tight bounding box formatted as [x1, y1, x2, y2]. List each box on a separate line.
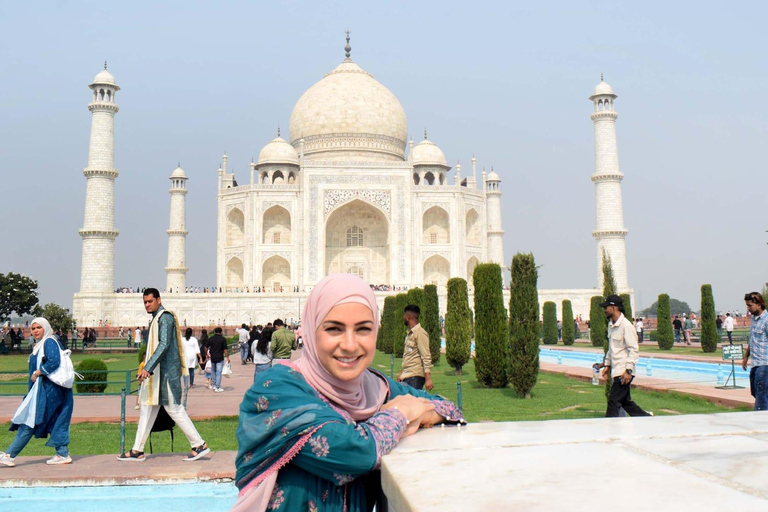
[79, 228, 119, 238]
[591, 172, 623, 182]
[83, 168, 119, 178]
[87, 103, 119, 113]
[166, 229, 189, 236]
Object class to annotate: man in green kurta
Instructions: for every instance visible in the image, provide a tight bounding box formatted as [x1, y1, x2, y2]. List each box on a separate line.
[269, 319, 296, 364]
[118, 288, 210, 462]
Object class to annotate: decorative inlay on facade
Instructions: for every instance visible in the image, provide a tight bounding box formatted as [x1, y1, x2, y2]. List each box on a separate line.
[225, 252, 244, 263]
[323, 189, 391, 218]
[422, 251, 452, 261]
[261, 251, 292, 262]
[421, 202, 451, 214]
[226, 203, 245, 214]
[262, 201, 292, 212]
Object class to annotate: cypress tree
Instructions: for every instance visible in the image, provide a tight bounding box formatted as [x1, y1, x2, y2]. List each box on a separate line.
[620, 293, 633, 323]
[561, 300, 575, 346]
[656, 294, 674, 350]
[509, 253, 540, 398]
[542, 301, 558, 345]
[406, 287, 426, 315]
[589, 296, 606, 348]
[392, 293, 409, 358]
[700, 284, 718, 353]
[379, 296, 397, 354]
[473, 263, 509, 388]
[423, 284, 442, 365]
[601, 248, 617, 297]
[445, 278, 472, 375]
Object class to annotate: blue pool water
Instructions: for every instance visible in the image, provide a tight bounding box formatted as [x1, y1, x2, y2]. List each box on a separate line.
[539, 347, 750, 386]
[0, 482, 238, 511]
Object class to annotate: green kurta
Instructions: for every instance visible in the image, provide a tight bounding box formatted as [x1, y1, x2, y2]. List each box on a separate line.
[143, 307, 183, 406]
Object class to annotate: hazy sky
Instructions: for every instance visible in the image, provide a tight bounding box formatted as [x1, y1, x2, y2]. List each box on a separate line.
[1, 1, 765, 314]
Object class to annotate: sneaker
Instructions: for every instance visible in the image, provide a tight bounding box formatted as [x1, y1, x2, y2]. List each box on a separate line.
[214, 387, 224, 393]
[46, 455, 72, 465]
[134, 404, 140, 410]
[648, 411, 655, 417]
[0, 452, 15, 467]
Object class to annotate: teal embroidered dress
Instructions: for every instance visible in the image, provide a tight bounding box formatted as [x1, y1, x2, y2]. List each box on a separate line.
[236, 364, 463, 511]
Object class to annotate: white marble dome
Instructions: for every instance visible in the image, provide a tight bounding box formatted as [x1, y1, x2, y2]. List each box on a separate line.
[591, 80, 616, 98]
[258, 136, 300, 166]
[170, 166, 187, 178]
[411, 139, 449, 168]
[487, 169, 500, 181]
[93, 69, 116, 85]
[289, 59, 408, 161]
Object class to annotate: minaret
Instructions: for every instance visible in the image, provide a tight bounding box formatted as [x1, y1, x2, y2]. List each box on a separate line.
[165, 165, 189, 292]
[589, 76, 629, 290]
[79, 63, 120, 293]
[485, 167, 505, 274]
[468, 155, 477, 188]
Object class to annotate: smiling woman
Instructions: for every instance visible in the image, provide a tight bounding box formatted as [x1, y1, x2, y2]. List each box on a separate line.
[233, 273, 465, 512]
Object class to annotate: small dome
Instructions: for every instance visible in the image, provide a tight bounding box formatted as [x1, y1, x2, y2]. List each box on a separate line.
[590, 80, 616, 99]
[487, 169, 500, 181]
[171, 166, 187, 178]
[411, 139, 449, 168]
[93, 69, 116, 85]
[258, 136, 300, 166]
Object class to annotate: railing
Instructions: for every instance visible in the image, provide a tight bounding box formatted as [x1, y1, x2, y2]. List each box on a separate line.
[0, 368, 139, 397]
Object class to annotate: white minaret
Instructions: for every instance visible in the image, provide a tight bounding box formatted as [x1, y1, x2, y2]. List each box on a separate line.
[79, 63, 120, 293]
[485, 167, 505, 273]
[165, 165, 189, 293]
[590, 76, 629, 290]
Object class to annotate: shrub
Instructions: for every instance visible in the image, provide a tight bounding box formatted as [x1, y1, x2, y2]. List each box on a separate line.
[620, 293, 633, 323]
[75, 358, 108, 393]
[406, 287, 425, 313]
[473, 263, 509, 388]
[445, 278, 472, 375]
[700, 284, 718, 353]
[392, 293, 409, 358]
[656, 294, 674, 350]
[542, 302, 558, 345]
[601, 248, 617, 297]
[423, 285, 442, 365]
[561, 300, 575, 346]
[589, 296, 606, 348]
[379, 296, 397, 354]
[509, 253, 540, 398]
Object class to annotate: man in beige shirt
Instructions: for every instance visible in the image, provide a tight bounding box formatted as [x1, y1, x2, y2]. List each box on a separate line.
[397, 305, 433, 390]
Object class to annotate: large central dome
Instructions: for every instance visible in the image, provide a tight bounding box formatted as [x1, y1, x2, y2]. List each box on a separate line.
[289, 58, 408, 162]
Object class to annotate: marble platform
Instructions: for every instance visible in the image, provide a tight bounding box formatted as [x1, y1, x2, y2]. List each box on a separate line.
[381, 411, 768, 512]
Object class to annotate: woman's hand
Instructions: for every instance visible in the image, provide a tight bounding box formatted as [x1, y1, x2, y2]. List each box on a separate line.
[381, 395, 435, 437]
[31, 370, 40, 383]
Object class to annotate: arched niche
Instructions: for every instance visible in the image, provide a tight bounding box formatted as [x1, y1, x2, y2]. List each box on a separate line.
[465, 209, 481, 246]
[272, 170, 285, 184]
[227, 208, 245, 246]
[466, 256, 480, 287]
[263, 205, 291, 244]
[226, 257, 244, 291]
[423, 206, 450, 244]
[262, 255, 291, 292]
[423, 255, 450, 287]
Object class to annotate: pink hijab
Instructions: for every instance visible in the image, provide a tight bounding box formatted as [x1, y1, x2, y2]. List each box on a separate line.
[296, 273, 388, 421]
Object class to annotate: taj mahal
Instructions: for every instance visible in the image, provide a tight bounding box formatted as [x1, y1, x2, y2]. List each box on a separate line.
[72, 34, 631, 327]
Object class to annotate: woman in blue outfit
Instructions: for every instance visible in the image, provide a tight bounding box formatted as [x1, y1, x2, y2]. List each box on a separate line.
[232, 274, 465, 511]
[0, 317, 74, 467]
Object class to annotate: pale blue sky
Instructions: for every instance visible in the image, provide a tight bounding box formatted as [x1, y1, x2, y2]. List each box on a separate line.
[1, 1, 765, 313]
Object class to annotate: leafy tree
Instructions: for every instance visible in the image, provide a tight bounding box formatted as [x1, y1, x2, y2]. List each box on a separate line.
[656, 294, 674, 350]
[0, 272, 39, 322]
[561, 300, 575, 346]
[392, 293, 409, 358]
[700, 284, 718, 353]
[640, 298, 692, 317]
[542, 302, 558, 345]
[473, 263, 509, 388]
[378, 296, 397, 354]
[423, 285, 442, 365]
[589, 296, 606, 348]
[406, 287, 426, 314]
[31, 302, 74, 333]
[445, 278, 472, 375]
[508, 253, 540, 398]
[620, 293, 633, 323]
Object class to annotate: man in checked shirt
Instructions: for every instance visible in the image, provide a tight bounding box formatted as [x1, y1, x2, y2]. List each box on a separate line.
[741, 291, 768, 410]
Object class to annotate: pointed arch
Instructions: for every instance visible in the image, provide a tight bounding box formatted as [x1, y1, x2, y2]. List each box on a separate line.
[465, 208, 481, 246]
[226, 257, 244, 291]
[423, 255, 450, 287]
[226, 208, 245, 246]
[466, 256, 480, 288]
[262, 255, 291, 292]
[423, 206, 450, 244]
[272, 170, 285, 184]
[263, 205, 291, 244]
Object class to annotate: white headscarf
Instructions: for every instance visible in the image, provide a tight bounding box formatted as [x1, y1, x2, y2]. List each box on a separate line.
[30, 317, 54, 356]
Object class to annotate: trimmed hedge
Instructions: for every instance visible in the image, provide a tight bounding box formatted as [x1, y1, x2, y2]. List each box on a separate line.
[620, 293, 633, 323]
[445, 278, 472, 375]
[423, 285, 442, 365]
[473, 263, 509, 388]
[392, 293, 409, 358]
[589, 296, 606, 348]
[509, 253, 540, 398]
[542, 302, 558, 345]
[561, 300, 575, 346]
[657, 294, 674, 350]
[700, 284, 718, 353]
[379, 296, 397, 354]
[75, 358, 108, 393]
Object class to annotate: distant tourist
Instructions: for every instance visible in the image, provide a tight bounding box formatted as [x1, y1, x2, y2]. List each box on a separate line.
[118, 289, 209, 462]
[236, 323, 250, 365]
[673, 315, 683, 344]
[1, 317, 74, 467]
[716, 315, 723, 338]
[232, 273, 464, 511]
[269, 319, 296, 365]
[182, 327, 202, 389]
[724, 313, 735, 343]
[206, 327, 230, 393]
[635, 317, 644, 344]
[741, 292, 768, 411]
[251, 327, 272, 383]
[593, 295, 652, 417]
[683, 315, 693, 345]
[397, 304, 433, 391]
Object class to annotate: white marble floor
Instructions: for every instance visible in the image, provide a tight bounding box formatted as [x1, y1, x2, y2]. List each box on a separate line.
[381, 412, 768, 512]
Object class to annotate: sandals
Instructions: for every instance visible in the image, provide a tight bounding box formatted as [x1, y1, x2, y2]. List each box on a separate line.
[182, 443, 210, 462]
[117, 450, 146, 462]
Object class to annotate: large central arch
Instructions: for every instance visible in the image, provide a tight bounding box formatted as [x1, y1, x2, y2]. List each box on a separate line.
[325, 199, 389, 284]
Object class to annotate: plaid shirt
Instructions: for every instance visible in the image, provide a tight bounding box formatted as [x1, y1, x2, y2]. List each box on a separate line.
[749, 310, 768, 367]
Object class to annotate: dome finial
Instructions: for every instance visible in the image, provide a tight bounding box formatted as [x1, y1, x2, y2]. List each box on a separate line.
[424, 127, 428, 140]
[277, 125, 281, 138]
[345, 29, 352, 59]
[104, 60, 108, 70]
[178, 161, 180, 168]
[600, 73, 604, 82]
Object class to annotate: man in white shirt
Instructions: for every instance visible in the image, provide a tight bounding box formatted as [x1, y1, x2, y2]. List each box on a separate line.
[635, 317, 644, 343]
[597, 295, 652, 418]
[723, 313, 735, 343]
[236, 324, 250, 364]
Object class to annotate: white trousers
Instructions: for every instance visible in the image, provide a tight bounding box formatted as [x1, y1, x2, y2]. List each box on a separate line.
[133, 403, 204, 452]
